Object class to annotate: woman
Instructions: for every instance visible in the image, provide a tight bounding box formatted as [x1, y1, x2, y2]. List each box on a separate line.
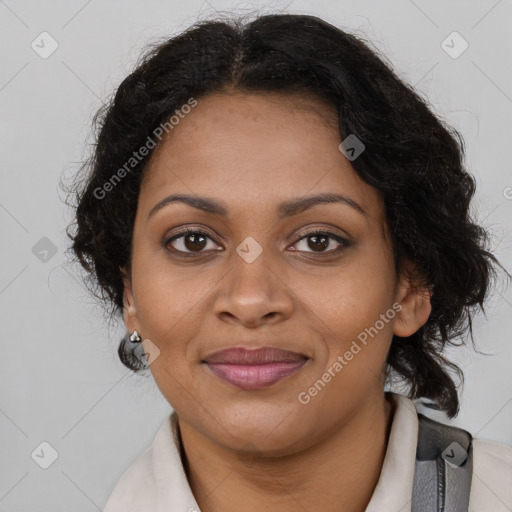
[65, 13, 512, 512]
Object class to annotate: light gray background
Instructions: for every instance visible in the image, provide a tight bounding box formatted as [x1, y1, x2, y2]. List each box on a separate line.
[1, 0, 511, 510]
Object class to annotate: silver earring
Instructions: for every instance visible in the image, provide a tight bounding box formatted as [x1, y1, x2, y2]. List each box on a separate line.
[130, 330, 142, 343]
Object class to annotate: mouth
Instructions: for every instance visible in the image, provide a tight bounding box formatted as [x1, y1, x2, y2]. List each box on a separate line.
[201, 346, 309, 390]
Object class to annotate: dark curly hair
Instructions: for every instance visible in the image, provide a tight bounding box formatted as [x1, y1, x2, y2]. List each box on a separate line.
[63, 13, 508, 418]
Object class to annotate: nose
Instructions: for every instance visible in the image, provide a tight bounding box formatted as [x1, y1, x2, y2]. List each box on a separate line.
[213, 251, 294, 328]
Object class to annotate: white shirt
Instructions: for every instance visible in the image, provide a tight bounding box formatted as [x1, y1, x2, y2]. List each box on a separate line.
[103, 392, 512, 511]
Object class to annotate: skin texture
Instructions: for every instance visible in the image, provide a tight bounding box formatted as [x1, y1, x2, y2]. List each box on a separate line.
[121, 90, 432, 512]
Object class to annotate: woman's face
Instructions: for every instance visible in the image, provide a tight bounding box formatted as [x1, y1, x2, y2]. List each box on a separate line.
[122, 90, 430, 454]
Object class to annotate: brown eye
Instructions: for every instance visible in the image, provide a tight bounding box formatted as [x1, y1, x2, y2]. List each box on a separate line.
[164, 229, 220, 254]
[292, 230, 350, 254]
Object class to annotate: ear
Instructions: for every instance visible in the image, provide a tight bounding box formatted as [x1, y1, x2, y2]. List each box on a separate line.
[120, 266, 139, 332]
[392, 264, 432, 337]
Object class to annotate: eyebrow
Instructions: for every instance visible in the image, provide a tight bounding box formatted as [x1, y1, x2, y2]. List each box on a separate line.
[147, 192, 367, 221]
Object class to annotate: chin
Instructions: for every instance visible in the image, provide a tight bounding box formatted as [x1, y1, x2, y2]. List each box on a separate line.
[210, 407, 306, 452]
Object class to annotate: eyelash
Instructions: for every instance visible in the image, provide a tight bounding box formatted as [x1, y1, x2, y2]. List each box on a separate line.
[163, 227, 351, 256]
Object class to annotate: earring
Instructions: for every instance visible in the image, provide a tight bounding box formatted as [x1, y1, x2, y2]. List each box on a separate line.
[129, 330, 142, 343]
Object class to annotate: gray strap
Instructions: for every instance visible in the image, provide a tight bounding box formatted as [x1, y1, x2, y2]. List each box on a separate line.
[411, 413, 473, 512]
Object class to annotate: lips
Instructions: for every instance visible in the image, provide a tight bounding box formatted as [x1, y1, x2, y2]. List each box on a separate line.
[202, 346, 309, 390]
[203, 346, 307, 365]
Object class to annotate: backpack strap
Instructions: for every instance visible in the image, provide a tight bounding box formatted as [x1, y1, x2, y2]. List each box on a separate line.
[411, 413, 473, 512]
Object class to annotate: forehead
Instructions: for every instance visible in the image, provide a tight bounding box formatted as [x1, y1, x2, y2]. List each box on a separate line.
[139, 91, 382, 224]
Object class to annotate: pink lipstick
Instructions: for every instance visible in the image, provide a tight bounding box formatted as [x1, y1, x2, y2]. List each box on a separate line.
[202, 346, 308, 390]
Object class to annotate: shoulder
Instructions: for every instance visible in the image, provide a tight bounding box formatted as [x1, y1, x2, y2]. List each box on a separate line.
[469, 438, 512, 511]
[102, 413, 195, 512]
[103, 445, 158, 512]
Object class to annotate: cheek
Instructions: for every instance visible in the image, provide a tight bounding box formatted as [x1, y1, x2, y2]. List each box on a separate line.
[297, 248, 396, 367]
[131, 253, 213, 341]
[307, 281, 397, 410]
[301, 255, 395, 333]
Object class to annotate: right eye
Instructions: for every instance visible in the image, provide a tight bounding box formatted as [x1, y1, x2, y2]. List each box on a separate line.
[164, 228, 223, 255]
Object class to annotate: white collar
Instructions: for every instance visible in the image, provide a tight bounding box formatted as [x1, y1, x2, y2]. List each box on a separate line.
[365, 392, 419, 511]
[104, 392, 419, 511]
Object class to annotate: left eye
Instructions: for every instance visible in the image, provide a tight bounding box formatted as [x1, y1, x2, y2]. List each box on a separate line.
[164, 229, 349, 255]
[292, 230, 349, 254]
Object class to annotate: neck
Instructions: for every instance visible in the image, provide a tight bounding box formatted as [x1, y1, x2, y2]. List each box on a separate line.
[178, 391, 395, 512]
